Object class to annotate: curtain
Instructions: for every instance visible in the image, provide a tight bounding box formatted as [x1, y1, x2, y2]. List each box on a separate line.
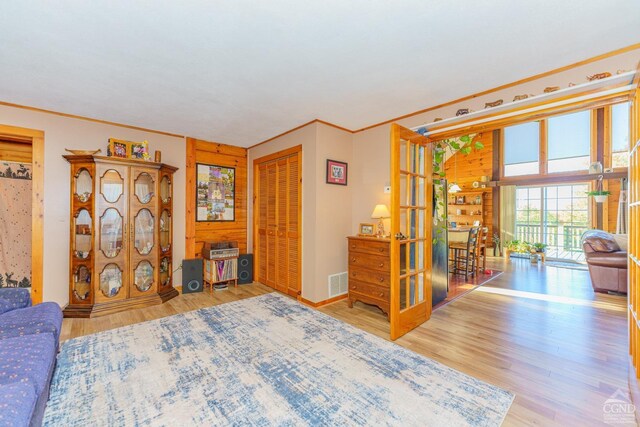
[616, 178, 628, 234]
[500, 185, 517, 255]
[0, 161, 32, 289]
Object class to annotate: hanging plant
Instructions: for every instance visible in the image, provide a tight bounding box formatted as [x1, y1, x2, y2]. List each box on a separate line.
[587, 175, 610, 203]
[431, 134, 485, 244]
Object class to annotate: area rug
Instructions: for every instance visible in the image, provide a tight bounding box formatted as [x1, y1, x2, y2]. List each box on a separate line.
[545, 261, 588, 271]
[44, 293, 514, 426]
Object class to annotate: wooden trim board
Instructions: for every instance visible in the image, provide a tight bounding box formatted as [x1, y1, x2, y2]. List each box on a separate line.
[300, 294, 348, 308]
[0, 124, 44, 304]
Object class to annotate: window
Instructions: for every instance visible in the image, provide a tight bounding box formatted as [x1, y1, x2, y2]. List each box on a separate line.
[504, 122, 539, 176]
[547, 110, 591, 173]
[611, 102, 630, 168]
[515, 183, 589, 261]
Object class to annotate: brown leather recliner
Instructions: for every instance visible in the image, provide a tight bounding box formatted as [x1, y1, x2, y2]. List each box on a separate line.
[582, 230, 627, 294]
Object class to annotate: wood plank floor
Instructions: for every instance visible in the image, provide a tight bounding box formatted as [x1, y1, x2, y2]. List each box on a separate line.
[60, 258, 628, 426]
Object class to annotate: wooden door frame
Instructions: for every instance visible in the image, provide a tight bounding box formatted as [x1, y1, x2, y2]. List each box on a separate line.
[252, 145, 302, 296]
[0, 124, 44, 304]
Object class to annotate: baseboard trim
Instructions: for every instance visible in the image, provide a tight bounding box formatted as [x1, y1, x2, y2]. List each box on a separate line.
[300, 294, 347, 308]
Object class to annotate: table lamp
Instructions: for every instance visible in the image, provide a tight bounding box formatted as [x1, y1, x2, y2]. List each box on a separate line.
[371, 204, 390, 237]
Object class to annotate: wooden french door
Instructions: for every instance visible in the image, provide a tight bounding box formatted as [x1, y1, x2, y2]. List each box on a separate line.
[390, 124, 433, 340]
[254, 146, 302, 297]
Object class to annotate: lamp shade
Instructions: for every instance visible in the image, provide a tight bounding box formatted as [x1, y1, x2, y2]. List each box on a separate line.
[371, 204, 390, 219]
[448, 183, 462, 193]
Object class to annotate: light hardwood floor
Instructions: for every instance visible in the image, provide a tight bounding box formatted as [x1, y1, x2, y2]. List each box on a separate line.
[61, 258, 628, 426]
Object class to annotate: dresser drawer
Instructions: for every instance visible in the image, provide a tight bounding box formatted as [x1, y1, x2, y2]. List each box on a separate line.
[348, 266, 390, 288]
[349, 280, 389, 301]
[348, 239, 389, 256]
[349, 252, 389, 272]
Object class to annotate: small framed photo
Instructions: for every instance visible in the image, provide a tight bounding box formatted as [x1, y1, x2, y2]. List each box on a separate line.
[326, 159, 348, 185]
[108, 138, 129, 158]
[359, 223, 375, 236]
[456, 196, 465, 204]
[129, 140, 149, 161]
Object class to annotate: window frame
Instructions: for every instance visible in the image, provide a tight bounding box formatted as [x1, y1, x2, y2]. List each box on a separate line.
[607, 101, 632, 171]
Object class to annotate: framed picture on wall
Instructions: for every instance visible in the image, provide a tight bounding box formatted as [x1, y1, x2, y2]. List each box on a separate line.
[196, 163, 236, 222]
[326, 159, 348, 185]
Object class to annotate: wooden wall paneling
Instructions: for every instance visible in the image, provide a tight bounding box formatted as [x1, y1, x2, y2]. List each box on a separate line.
[444, 132, 495, 239]
[185, 138, 248, 259]
[185, 137, 197, 259]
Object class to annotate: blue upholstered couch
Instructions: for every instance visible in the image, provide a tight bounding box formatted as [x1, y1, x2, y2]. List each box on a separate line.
[0, 289, 62, 427]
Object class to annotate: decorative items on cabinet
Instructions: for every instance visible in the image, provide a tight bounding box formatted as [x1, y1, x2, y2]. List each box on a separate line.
[370, 204, 390, 238]
[63, 154, 178, 318]
[347, 236, 390, 319]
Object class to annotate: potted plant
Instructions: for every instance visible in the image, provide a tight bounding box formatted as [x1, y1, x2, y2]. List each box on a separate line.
[587, 190, 611, 203]
[532, 242, 547, 253]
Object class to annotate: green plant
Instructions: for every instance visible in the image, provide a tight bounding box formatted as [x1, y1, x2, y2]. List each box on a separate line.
[586, 190, 611, 196]
[505, 240, 533, 254]
[532, 242, 547, 252]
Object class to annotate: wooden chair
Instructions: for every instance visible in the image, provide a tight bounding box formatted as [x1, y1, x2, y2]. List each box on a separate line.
[449, 227, 479, 280]
[475, 226, 489, 274]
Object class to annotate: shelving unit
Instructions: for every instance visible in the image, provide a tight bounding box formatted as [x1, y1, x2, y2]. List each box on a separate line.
[447, 191, 484, 227]
[204, 257, 238, 291]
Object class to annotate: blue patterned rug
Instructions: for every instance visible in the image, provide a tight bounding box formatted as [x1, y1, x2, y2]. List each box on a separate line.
[44, 293, 513, 426]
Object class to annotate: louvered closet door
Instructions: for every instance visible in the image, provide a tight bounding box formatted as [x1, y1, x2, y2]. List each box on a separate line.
[275, 158, 289, 293]
[255, 149, 301, 297]
[266, 161, 277, 287]
[286, 154, 300, 295]
[257, 164, 268, 284]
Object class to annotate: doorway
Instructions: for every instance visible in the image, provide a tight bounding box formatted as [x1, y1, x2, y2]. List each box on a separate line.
[253, 145, 302, 297]
[515, 183, 590, 261]
[0, 124, 44, 303]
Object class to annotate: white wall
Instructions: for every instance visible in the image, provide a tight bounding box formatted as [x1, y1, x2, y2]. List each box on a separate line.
[0, 105, 186, 306]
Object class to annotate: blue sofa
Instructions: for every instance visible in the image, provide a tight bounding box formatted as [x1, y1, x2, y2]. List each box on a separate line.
[0, 289, 62, 427]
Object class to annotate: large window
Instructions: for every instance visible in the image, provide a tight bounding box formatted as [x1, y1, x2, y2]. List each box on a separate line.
[504, 122, 539, 176]
[612, 102, 630, 169]
[547, 110, 591, 173]
[516, 184, 589, 261]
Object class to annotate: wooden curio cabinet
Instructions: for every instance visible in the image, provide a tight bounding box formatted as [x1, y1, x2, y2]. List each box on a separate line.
[64, 155, 178, 318]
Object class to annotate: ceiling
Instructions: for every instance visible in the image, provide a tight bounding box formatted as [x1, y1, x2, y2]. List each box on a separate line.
[1, 1, 639, 147]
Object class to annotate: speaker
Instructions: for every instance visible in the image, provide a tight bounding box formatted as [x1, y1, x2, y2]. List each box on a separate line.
[182, 259, 203, 293]
[238, 254, 253, 284]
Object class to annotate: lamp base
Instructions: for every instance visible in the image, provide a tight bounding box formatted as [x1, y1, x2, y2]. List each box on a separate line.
[377, 219, 385, 238]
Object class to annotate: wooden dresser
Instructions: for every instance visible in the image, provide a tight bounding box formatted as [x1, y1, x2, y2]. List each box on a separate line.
[347, 236, 390, 318]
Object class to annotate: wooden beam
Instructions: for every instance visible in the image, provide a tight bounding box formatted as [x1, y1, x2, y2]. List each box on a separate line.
[185, 137, 197, 259]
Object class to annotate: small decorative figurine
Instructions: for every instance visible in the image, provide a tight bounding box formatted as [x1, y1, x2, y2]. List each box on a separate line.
[587, 72, 611, 81]
[543, 86, 560, 93]
[456, 108, 470, 116]
[484, 99, 503, 108]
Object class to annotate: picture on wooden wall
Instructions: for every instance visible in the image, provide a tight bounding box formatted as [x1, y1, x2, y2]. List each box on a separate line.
[196, 163, 235, 222]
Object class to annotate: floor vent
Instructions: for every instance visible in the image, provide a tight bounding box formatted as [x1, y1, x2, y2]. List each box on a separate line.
[328, 272, 348, 298]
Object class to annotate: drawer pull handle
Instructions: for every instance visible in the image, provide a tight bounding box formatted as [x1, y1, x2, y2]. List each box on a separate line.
[352, 272, 357, 277]
[379, 248, 384, 252]
[351, 244, 356, 248]
[379, 262, 384, 267]
[351, 258, 356, 262]
[379, 292, 384, 297]
[379, 277, 384, 283]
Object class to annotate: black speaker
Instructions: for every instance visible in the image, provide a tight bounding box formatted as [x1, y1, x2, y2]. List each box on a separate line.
[238, 254, 253, 284]
[182, 259, 203, 293]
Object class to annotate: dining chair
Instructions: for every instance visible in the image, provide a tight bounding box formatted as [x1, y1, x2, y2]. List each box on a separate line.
[475, 226, 489, 274]
[448, 227, 479, 280]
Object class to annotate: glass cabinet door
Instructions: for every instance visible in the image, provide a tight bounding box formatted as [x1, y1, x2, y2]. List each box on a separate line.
[74, 209, 92, 259]
[160, 210, 171, 252]
[101, 169, 124, 203]
[134, 261, 154, 292]
[73, 265, 91, 300]
[100, 208, 123, 258]
[135, 209, 155, 255]
[134, 172, 155, 204]
[75, 168, 93, 202]
[99, 263, 123, 298]
[160, 176, 171, 204]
